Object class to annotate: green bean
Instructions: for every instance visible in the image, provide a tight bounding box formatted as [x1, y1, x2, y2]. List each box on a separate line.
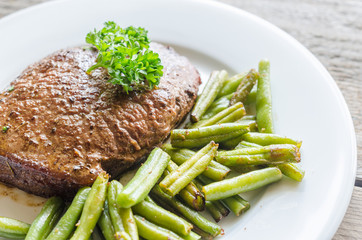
[0, 217, 30, 239]
[201, 94, 232, 120]
[278, 163, 305, 182]
[235, 119, 257, 132]
[216, 144, 301, 166]
[230, 69, 259, 106]
[191, 103, 245, 128]
[217, 72, 247, 98]
[244, 85, 257, 105]
[161, 144, 230, 181]
[203, 167, 282, 201]
[217, 107, 245, 124]
[132, 200, 192, 236]
[196, 176, 249, 216]
[107, 181, 131, 240]
[160, 142, 218, 196]
[150, 186, 221, 237]
[256, 59, 274, 133]
[177, 184, 205, 211]
[190, 227, 214, 240]
[239, 115, 256, 121]
[108, 181, 138, 240]
[71, 173, 109, 240]
[118, 148, 170, 208]
[118, 207, 138, 240]
[165, 161, 205, 211]
[253, 61, 305, 181]
[144, 196, 156, 205]
[235, 140, 262, 149]
[235, 141, 304, 181]
[97, 200, 116, 240]
[204, 201, 229, 223]
[46, 187, 91, 240]
[219, 121, 258, 149]
[191, 70, 228, 122]
[45, 209, 63, 239]
[184, 231, 201, 240]
[241, 132, 302, 148]
[192, 179, 229, 222]
[221, 195, 250, 216]
[171, 123, 249, 148]
[134, 215, 184, 240]
[230, 165, 264, 174]
[25, 197, 64, 240]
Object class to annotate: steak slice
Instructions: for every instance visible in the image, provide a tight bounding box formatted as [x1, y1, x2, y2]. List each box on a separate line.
[0, 43, 201, 198]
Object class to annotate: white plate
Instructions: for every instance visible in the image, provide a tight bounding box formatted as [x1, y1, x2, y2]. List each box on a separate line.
[0, 0, 356, 239]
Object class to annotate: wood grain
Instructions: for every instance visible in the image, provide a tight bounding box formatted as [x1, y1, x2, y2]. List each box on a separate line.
[0, 0, 361, 239]
[334, 187, 362, 240]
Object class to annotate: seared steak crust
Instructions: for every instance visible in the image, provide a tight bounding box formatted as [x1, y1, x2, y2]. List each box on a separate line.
[0, 43, 201, 198]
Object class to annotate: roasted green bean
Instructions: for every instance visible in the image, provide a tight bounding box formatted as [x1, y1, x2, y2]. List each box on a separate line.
[71, 173, 109, 240]
[171, 123, 249, 148]
[235, 140, 262, 149]
[191, 103, 245, 128]
[134, 215, 184, 240]
[278, 163, 305, 182]
[256, 59, 274, 133]
[230, 69, 258, 105]
[221, 195, 250, 216]
[216, 144, 301, 166]
[107, 181, 131, 240]
[241, 132, 302, 148]
[204, 200, 229, 222]
[183, 231, 201, 240]
[118, 148, 170, 208]
[97, 200, 116, 240]
[236, 140, 304, 181]
[150, 186, 222, 237]
[25, 196, 64, 240]
[191, 70, 228, 122]
[46, 187, 91, 240]
[217, 72, 247, 98]
[201, 94, 232, 120]
[196, 176, 250, 216]
[161, 144, 230, 181]
[203, 167, 282, 201]
[164, 160, 205, 211]
[0, 217, 30, 239]
[132, 200, 193, 236]
[160, 141, 218, 196]
[219, 121, 258, 149]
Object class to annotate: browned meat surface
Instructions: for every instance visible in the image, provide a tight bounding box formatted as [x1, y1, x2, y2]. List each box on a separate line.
[0, 43, 201, 198]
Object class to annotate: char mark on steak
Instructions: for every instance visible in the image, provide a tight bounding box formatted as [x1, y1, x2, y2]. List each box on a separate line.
[0, 43, 201, 198]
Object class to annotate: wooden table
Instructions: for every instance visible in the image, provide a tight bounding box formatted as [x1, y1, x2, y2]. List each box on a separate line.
[0, 0, 361, 239]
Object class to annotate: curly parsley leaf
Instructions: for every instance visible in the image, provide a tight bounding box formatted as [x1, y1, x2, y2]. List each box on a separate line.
[86, 21, 163, 93]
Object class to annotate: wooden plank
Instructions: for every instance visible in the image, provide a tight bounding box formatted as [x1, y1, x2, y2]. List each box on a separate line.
[333, 186, 362, 240]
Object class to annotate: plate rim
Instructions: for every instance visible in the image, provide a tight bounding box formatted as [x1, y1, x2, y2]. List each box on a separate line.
[0, 0, 357, 239]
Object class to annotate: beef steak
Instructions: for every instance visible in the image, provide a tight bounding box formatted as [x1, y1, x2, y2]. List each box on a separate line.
[0, 43, 201, 198]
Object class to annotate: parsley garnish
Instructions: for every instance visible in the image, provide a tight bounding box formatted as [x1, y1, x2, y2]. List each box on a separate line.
[86, 21, 163, 93]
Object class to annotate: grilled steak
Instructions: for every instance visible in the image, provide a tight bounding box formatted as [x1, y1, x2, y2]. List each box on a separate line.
[0, 43, 201, 198]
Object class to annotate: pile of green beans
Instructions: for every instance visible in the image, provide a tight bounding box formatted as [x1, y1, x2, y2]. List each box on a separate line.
[160, 141, 218, 196]
[0, 60, 305, 240]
